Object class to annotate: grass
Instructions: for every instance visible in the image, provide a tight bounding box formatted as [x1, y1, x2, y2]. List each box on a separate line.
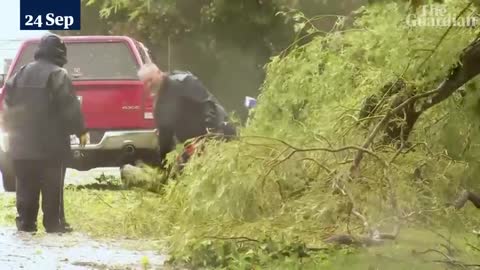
[0, 188, 166, 250]
[65, 189, 158, 238]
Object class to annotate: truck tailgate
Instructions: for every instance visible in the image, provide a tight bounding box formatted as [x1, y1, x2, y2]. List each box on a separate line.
[74, 80, 154, 129]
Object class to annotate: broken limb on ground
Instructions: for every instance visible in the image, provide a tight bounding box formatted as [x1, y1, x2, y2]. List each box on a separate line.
[120, 162, 169, 193]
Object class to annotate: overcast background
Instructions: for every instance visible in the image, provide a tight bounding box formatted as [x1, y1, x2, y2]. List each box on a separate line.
[0, 0, 48, 73]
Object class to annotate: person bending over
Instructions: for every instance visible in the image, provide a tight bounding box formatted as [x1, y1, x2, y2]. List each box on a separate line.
[137, 63, 236, 167]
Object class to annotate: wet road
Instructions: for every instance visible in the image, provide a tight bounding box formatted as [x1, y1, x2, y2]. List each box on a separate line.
[0, 168, 168, 270]
[0, 228, 167, 269]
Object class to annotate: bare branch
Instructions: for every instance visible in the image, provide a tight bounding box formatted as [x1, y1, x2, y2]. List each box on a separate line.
[300, 157, 332, 174]
[205, 236, 260, 243]
[350, 88, 440, 176]
[332, 174, 372, 235]
[467, 243, 480, 253]
[432, 260, 480, 268]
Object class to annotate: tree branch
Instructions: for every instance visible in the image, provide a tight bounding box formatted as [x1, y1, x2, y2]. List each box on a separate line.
[350, 89, 440, 176]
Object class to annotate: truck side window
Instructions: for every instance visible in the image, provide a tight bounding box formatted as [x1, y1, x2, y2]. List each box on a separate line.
[12, 42, 139, 80]
[135, 41, 152, 64]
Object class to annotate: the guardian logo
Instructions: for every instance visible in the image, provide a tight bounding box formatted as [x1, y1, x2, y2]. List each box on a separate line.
[406, 4, 477, 28]
[20, 0, 81, 30]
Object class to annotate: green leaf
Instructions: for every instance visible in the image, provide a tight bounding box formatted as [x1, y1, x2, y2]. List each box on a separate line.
[85, 0, 97, 6]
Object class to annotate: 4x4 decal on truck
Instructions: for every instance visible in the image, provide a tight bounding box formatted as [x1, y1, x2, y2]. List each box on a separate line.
[122, 105, 140, 110]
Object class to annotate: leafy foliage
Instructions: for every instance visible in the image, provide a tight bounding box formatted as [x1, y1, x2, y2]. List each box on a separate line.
[145, 1, 480, 267]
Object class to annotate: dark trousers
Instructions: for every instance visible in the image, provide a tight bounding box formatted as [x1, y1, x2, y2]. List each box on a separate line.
[13, 160, 63, 232]
[220, 122, 237, 139]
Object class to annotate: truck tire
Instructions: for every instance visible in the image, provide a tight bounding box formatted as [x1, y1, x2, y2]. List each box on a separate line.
[0, 152, 16, 192]
[1, 168, 15, 192]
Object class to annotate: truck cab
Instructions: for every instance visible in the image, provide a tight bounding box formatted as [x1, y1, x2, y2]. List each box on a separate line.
[0, 35, 158, 191]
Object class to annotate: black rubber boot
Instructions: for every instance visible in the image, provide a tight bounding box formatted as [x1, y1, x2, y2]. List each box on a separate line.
[16, 217, 37, 233]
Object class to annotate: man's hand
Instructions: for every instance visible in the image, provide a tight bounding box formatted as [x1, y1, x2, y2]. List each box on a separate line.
[79, 132, 89, 147]
[206, 127, 217, 134]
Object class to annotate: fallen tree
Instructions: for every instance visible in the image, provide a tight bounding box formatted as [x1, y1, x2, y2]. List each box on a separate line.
[83, 1, 480, 268]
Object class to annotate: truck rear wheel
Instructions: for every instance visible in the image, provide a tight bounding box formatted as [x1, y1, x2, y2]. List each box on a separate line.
[1, 169, 15, 192]
[0, 153, 15, 192]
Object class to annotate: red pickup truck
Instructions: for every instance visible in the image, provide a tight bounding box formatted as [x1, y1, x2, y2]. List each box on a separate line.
[0, 36, 158, 191]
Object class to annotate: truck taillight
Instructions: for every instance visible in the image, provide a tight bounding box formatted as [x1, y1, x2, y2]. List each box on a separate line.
[142, 82, 154, 120]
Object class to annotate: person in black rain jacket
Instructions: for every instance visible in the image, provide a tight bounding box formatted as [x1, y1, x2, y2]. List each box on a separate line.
[2, 34, 87, 233]
[137, 63, 237, 167]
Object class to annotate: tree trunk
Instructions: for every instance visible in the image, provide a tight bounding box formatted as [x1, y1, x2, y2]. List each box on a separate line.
[359, 38, 480, 146]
